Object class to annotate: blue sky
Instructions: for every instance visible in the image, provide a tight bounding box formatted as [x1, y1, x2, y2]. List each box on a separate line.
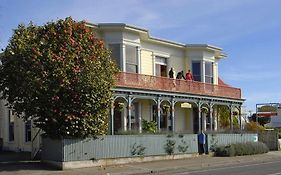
[1, 0, 281, 113]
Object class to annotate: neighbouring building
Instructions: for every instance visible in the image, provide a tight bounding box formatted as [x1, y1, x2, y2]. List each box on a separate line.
[0, 23, 244, 154]
[266, 104, 281, 128]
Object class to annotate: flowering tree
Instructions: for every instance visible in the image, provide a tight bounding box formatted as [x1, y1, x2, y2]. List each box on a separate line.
[0, 17, 118, 138]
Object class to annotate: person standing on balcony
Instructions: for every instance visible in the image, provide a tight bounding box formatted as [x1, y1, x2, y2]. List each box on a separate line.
[169, 67, 176, 88]
[186, 69, 193, 81]
[176, 71, 186, 80]
[169, 67, 175, 79]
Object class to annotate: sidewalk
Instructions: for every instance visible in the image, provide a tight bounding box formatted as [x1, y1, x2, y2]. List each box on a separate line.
[1, 151, 281, 175]
[0, 151, 31, 162]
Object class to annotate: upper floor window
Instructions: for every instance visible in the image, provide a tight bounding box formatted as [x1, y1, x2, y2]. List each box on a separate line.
[126, 45, 138, 73]
[205, 62, 213, 84]
[192, 61, 201, 82]
[108, 44, 121, 69]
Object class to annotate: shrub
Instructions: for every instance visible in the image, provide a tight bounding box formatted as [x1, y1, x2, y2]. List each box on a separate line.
[142, 120, 157, 133]
[164, 139, 176, 155]
[244, 121, 265, 132]
[214, 145, 235, 157]
[214, 142, 269, 157]
[278, 132, 281, 139]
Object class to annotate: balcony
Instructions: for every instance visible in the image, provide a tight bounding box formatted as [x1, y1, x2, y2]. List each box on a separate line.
[115, 72, 242, 99]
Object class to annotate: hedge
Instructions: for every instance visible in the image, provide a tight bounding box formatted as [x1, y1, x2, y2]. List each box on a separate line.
[214, 142, 269, 157]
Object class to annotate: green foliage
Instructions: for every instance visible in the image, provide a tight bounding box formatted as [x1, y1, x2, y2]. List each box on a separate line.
[249, 114, 271, 126]
[215, 145, 235, 157]
[258, 117, 271, 126]
[201, 106, 209, 113]
[214, 142, 269, 157]
[162, 104, 170, 114]
[245, 121, 265, 132]
[164, 139, 176, 155]
[278, 132, 281, 139]
[142, 119, 157, 133]
[131, 143, 146, 156]
[217, 105, 239, 129]
[217, 105, 230, 128]
[209, 134, 218, 151]
[177, 139, 189, 153]
[0, 17, 118, 138]
[116, 102, 125, 112]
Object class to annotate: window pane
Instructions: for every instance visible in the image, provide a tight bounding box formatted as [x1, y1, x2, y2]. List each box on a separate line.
[205, 62, 213, 76]
[205, 62, 213, 84]
[108, 44, 121, 68]
[126, 45, 137, 64]
[192, 62, 201, 81]
[126, 63, 137, 73]
[9, 111, 14, 142]
[155, 64, 161, 76]
[25, 121, 31, 142]
[205, 76, 213, 84]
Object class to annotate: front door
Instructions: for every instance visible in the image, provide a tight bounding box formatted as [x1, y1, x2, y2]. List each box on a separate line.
[193, 107, 199, 133]
[114, 104, 122, 134]
[156, 64, 167, 77]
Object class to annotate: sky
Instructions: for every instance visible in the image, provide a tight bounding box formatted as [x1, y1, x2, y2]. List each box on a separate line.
[1, 0, 281, 113]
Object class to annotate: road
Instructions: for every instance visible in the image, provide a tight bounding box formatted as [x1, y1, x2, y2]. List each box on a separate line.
[1, 152, 281, 175]
[159, 157, 281, 175]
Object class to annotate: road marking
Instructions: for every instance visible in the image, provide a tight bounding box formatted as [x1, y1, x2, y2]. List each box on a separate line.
[175, 160, 281, 175]
[267, 173, 281, 175]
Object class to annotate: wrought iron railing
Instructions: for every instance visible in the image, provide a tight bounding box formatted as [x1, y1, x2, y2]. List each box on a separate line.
[115, 72, 242, 99]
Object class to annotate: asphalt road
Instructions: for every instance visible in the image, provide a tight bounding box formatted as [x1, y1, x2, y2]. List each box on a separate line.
[160, 157, 281, 175]
[1, 152, 281, 175]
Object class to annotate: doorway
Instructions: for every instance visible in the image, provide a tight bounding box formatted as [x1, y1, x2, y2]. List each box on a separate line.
[155, 56, 167, 77]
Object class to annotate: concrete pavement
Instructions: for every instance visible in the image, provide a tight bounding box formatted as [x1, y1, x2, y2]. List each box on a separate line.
[1, 151, 281, 175]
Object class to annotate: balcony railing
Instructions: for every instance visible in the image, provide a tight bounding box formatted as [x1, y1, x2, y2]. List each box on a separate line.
[115, 72, 242, 99]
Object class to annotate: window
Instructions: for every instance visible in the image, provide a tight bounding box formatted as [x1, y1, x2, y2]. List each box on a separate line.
[192, 61, 201, 82]
[130, 102, 139, 130]
[25, 120, 31, 142]
[108, 44, 121, 68]
[125, 45, 138, 73]
[205, 62, 213, 84]
[8, 111, 15, 142]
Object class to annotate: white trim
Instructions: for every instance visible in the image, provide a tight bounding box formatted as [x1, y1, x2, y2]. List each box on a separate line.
[152, 52, 170, 58]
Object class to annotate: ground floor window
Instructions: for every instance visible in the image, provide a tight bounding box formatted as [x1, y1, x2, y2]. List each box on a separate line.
[152, 105, 171, 131]
[25, 120, 31, 142]
[8, 111, 15, 142]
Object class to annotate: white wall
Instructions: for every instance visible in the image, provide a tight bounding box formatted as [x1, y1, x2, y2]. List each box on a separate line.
[267, 108, 281, 128]
[175, 103, 193, 133]
[141, 41, 187, 75]
[0, 100, 31, 152]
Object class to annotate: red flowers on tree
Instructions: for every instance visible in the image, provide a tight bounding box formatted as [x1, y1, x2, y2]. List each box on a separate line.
[0, 17, 118, 138]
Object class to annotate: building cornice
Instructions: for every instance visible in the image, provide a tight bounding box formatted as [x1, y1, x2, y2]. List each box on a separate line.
[86, 22, 226, 57]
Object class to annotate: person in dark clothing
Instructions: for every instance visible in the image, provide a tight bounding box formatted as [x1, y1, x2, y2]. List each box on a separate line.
[198, 131, 207, 154]
[169, 68, 175, 79]
[176, 71, 186, 80]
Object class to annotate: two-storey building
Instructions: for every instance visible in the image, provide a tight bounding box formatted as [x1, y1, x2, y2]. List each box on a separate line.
[90, 23, 244, 134]
[0, 23, 244, 153]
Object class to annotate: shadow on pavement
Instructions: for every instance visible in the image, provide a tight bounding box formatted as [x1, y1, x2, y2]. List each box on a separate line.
[0, 151, 59, 172]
